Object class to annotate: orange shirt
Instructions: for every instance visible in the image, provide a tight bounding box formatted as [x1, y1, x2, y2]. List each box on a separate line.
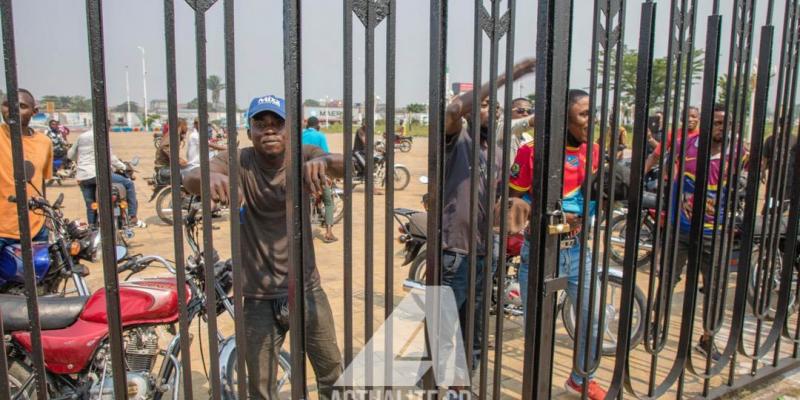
[0, 124, 53, 239]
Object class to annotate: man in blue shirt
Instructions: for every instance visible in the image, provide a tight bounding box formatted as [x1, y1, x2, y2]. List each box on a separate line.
[302, 116, 330, 153]
[302, 116, 337, 242]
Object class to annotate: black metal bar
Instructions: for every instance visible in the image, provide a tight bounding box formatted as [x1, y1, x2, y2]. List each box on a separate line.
[607, 1, 657, 397]
[383, 0, 396, 388]
[423, 0, 447, 393]
[464, 0, 483, 377]
[1, 0, 47, 396]
[364, 0, 376, 385]
[478, 0, 501, 396]
[493, 0, 516, 396]
[342, 0, 355, 370]
[162, 0, 194, 397]
[283, 0, 307, 398]
[222, 0, 246, 397]
[521, 0, 572, 398]
[190, 4, 222, 398]
[0, 310, 8, 399]
[84, 1, 128, 397]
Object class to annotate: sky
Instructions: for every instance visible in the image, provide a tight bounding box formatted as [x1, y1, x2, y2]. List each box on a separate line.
[0, 0, 792, 110]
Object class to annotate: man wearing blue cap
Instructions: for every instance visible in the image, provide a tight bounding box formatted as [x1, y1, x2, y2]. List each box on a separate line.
[184, 95, 344, 399]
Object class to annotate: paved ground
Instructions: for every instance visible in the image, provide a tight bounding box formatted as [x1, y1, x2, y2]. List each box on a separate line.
[47, 130, 800, 398]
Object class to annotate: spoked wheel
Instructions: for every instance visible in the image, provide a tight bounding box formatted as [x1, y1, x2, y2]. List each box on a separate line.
[156, 187, 175, 225]
[398, 140, 412, 153]
[221, 344, 291, 399]
[561, 274, 646, 356]
[389, 166, 411, 191]
[8, 360, 36, 399]
[608, 213, 654, 268]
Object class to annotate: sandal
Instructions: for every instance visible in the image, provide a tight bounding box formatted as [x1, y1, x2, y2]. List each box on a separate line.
[322, 235, 338, 243]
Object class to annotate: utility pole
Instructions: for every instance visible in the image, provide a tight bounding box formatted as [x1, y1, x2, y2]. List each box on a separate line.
[125, 65, 131, 127]
[138, 46, 148, 130]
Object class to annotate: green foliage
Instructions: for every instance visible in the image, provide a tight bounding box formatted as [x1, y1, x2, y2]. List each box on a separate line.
[113, 101, 140, 113]
[405, 103, 427, 113]
[207, 75, 225, 109]
[186, 98, 199, 109]
[303, 99, 321, 107]
[38, 95, 93, 112]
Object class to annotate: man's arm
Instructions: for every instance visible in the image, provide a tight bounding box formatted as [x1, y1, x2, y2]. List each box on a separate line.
[444, 58, 536, 137]
[67, 135, 79, 161]
[184, 151, 231, 203]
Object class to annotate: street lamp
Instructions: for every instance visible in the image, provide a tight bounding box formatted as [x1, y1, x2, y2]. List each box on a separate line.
[137, 46, 148, 131]
[125, 66, 131, 127]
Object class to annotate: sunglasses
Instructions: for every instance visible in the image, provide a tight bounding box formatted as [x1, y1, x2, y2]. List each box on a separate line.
[513, 107, 533, 115]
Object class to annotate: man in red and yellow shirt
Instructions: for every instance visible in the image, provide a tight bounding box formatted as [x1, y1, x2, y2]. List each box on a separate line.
[643, 106, 700, 174]
[510, 89, 607, 399]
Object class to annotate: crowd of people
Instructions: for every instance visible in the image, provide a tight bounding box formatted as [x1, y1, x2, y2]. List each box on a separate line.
[0, 52, 758, 397]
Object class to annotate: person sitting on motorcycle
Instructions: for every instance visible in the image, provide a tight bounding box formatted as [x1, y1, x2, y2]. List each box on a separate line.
[302, 116, 337, 242]
[0, 89, 54, 248]
[353, 122, 367, 178]
[510, 89, 608, 399]
[155, 118, 189, 173]
[643, 106, 700, 174]
[184, 94, 343, 399]
[68, 123, 145, 228]
[48, 119, 69, 141]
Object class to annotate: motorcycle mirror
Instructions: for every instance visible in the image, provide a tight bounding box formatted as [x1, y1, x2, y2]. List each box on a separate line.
[419, 176, 429, 185]
[129, 156, 140, 167]
[115, 245, 128, 261]
[23, 160, 35, 184]
[54, 193, 65, 208]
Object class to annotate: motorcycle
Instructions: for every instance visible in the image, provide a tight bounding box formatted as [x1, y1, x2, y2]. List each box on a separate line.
[376, 135, 413, 153]
[182, 199, 291, 398]
[93, 157, 140, 246]
[145, 168, 193, 225]
[48, 142, 77, 187]
[397, 194, 647, 356]
[310, 183, 345, 226]
[354, 150, 411, 191]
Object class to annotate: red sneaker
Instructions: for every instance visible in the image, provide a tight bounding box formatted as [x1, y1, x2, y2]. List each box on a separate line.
[564, 376, 607, 400]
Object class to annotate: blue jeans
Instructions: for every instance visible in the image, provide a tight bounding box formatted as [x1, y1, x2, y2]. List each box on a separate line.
[441, 250, 487, 367]
[0, 227, 49, 252]
[78, 173, 139, 225]
[518, 239, 600, 384]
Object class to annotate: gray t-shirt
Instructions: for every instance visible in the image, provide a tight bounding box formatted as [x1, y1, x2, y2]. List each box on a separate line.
[442, 126, 502, 255]
[213, 145, 325, 299]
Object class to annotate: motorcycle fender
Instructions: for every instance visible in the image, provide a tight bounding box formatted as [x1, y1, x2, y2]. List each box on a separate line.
[148, 186, 164, 203]
[402, 242, 423, 266]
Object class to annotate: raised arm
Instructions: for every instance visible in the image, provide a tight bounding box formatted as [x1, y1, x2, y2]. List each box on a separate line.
[444, 58, 536, 137]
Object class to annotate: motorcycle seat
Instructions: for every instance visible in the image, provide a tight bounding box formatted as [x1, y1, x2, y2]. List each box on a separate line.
[111, 183, 127, 200]
[641, 192, 658, 210]
[0, 294, 88, 331]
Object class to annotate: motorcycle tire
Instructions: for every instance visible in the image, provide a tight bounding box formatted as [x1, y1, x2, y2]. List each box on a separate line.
[608, 213, 654, 268]
[220, 345, 291, 399]
[398, 140, 412, 153]
[408, 247, 427, 283]
[155, 187, 175, 225]
[561, 273, 646, 356]
[387, 165, 411, 191]
[8, 360, 36, 399]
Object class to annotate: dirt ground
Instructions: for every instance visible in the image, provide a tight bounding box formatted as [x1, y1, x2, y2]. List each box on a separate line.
[47, 129, 799, 399]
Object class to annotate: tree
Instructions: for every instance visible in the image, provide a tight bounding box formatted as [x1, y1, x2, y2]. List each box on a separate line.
[67, 96, 93, 112]
[113, 101, 140, 113]
[525, 93, 535, 103]
[207, 75, 225, 109]
[406, 103, 427, 113]
[186, 98, 199, 109]
[304, 99, 321, 107]
[596, 47, 704, 112]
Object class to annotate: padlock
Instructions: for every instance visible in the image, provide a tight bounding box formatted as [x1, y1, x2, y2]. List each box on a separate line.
[547, 211, 571, 235]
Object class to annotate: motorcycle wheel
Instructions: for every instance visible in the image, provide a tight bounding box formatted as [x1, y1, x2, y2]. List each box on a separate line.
[561, 274, 646, 356]
[398, 140, 412, 153]
[408, 249, 427, 283]
[389, 165, 411, 191]
[608, 213, 654, 268]
[155, 187, 175, 225]
[330, 188, 345, 225]
[221, 346, 291, 399]
[8, 360, 36, 399]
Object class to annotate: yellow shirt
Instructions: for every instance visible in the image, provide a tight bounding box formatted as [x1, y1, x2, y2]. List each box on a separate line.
[0, 124, 53, 239]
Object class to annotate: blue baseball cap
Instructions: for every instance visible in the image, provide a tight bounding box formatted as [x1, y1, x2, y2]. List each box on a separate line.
[247, 95, 286, 121]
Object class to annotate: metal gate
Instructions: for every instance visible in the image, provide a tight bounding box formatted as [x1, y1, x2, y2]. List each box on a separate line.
[0, 0, 798, 399]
